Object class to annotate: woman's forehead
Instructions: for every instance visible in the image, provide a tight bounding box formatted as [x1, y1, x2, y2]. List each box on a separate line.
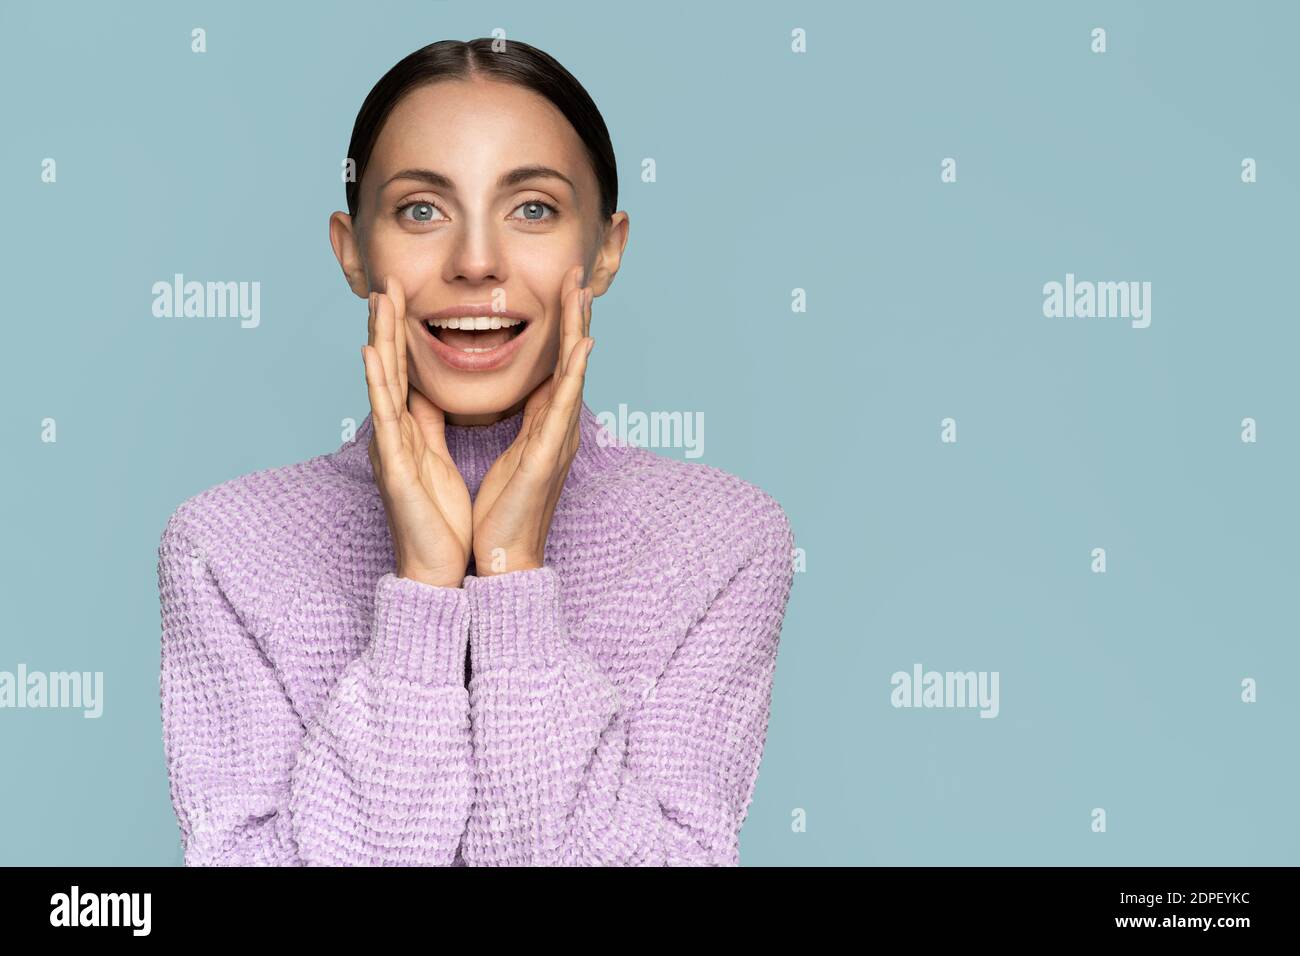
[374, 80, 584, 175]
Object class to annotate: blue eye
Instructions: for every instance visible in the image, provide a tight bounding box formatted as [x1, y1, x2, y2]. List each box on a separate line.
[398, 201, 443, 223]
[514, 199, 557, 223]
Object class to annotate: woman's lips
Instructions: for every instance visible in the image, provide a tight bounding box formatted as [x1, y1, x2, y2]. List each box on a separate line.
[417, 318, 530, 371]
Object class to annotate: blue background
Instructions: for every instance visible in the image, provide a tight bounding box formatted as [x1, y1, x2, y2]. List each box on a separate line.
[1, 0, 1296, 865]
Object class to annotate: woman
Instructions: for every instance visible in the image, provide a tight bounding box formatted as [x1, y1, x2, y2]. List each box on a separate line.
[157, 38, 795, 866]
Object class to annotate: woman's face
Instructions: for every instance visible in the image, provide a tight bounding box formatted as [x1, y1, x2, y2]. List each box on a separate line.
[330, 77, 627, 424]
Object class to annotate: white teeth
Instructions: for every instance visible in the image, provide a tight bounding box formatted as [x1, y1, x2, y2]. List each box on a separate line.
[427, 316, 522, 330]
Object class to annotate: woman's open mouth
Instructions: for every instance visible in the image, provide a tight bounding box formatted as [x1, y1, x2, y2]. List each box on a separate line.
[417, 313, 531, 371]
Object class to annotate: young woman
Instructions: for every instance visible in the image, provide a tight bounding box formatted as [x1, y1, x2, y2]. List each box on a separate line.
[157, 38, 796, 866]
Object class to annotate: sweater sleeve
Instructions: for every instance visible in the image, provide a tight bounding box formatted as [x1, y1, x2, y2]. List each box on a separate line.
[460, 508, 796, 866]
[157, 518, 473, 866]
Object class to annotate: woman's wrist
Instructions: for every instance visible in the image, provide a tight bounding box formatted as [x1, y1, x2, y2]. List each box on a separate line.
[396, 564, 465, 589]
[472, 550, 542, 577]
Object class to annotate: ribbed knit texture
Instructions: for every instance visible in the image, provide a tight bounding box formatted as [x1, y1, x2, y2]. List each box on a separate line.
[157, 400, 796, 866]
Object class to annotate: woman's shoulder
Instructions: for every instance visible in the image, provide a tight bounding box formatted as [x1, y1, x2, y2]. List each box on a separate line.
[164, 446, 360, 540]
[157, 442, 369, 620]
[591, 445, 794, 571]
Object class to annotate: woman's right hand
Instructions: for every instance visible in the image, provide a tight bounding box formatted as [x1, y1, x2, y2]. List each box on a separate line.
[362, 276, 472, 589]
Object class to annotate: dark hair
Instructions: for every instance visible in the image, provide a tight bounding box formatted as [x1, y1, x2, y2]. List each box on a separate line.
[344, 38, 617, 226]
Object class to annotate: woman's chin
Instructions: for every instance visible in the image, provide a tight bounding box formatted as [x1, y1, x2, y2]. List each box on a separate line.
[408, 378, 530, 421]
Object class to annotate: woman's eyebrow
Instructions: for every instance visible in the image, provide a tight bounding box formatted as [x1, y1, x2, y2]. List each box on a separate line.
[383, 165, 576, 196]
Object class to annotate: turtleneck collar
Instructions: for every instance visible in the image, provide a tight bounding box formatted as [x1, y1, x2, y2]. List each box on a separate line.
[329, 398, 623, 498]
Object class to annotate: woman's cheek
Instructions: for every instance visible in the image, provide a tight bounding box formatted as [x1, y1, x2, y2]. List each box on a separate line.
[539, 316, 563, 363]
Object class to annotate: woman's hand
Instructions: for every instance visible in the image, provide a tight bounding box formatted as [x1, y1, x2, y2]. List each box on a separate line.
[471, 264, 594, 576]
[362, 276, 473, 589]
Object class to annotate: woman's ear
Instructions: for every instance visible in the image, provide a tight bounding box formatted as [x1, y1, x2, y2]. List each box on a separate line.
[587, 211, 630, 296]
[329, 211, 371, 298]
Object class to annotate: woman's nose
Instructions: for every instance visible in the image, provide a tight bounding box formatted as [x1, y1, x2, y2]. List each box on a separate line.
[445, 224, 506, 284]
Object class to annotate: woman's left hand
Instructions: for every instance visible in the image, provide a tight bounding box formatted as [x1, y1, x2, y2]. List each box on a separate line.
[472, 264, 594, 576]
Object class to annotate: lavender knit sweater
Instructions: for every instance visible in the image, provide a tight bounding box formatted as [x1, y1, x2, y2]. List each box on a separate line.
[157, 399, 795, 866]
